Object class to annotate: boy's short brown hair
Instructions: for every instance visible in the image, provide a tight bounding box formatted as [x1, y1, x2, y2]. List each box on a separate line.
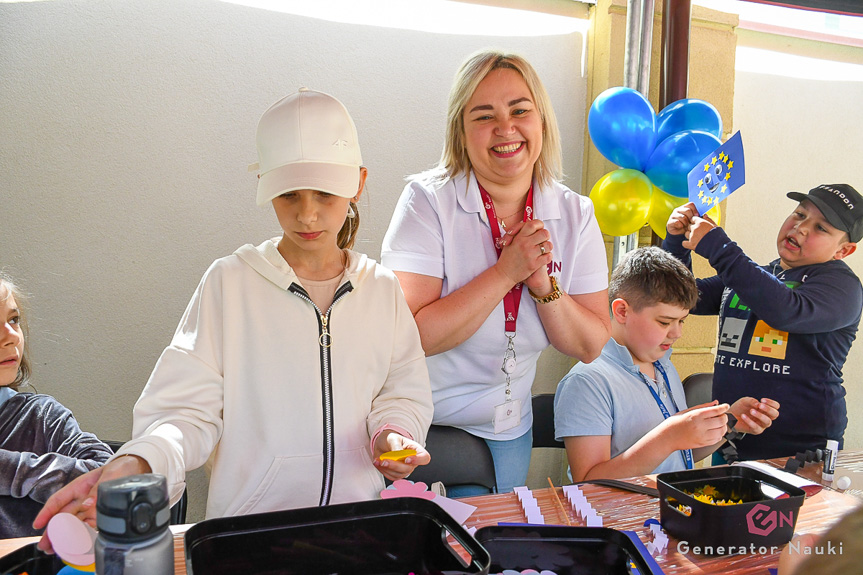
[609, 246, 698, 311]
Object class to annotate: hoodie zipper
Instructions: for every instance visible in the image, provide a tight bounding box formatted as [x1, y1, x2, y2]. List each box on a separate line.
[288, 280, 353, 506]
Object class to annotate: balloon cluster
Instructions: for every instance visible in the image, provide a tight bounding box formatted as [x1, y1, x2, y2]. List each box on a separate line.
[588, 87, 723, 238]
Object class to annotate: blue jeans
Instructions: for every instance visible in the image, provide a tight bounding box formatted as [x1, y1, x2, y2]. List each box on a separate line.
[446, 429, 533, 498]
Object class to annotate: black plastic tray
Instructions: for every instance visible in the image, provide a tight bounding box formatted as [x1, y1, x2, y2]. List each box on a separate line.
[184, 497, 490, 575]
[0, 542, 67, 575]
[658, 465, 805, 553]
[475, 525, 662, 575]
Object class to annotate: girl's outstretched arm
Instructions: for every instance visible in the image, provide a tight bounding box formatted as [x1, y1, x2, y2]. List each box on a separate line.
[33, 455, 150, 553]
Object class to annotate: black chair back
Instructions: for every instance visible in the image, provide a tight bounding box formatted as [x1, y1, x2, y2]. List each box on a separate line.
[409, 425, 496, 493]
[681, 372, 714, 408]
[531, 394, 565, 449]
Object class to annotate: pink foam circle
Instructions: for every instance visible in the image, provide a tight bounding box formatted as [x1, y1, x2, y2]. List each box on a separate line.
[47, 513, 96, 565]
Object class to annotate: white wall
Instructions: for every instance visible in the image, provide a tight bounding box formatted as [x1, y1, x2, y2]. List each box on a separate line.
[0, 0, 588, 521]
[729, 32, 863, 450]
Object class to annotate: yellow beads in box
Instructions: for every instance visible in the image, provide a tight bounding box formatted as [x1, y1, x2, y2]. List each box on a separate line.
[681, 484, 744, 510]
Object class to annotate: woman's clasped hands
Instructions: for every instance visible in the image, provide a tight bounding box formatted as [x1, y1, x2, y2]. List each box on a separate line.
[495, 219, 554, 293]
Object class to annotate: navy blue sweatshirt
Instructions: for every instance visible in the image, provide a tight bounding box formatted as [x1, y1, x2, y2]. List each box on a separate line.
[664, 228, 862, 460]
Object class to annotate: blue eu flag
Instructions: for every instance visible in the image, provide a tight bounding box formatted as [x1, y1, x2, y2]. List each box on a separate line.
[687, 131, 745, 215]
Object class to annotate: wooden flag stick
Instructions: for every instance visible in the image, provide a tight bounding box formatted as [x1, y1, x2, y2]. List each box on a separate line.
[547, 477, 572, 526]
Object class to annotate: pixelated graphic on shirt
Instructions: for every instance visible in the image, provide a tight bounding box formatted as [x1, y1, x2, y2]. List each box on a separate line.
[747, 320, 789, 361]
[728, 293, 749, 312]
[719, 317, 748, 354]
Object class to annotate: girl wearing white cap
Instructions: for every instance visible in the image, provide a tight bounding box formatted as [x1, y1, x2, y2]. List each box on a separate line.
[35, 89, 433, 535]
[383, 50, 610, 494]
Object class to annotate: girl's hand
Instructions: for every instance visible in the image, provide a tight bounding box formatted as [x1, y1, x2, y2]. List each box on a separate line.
[666, 202, 698, 237]
[372, 431, 431, 482]
[495, 219, 552, 287]
[33, 455, 151, 553]
[729, 397, 780, 435]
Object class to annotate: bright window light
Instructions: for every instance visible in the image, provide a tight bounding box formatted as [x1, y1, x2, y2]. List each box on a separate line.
[695, 0, 863, 41]
[694, 1, 863, 81]
[221, 0, 589, 37]
[736, 46, 863, 81]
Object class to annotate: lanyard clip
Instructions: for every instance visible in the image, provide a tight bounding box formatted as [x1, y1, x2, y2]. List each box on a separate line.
[501, 333, 517, 375]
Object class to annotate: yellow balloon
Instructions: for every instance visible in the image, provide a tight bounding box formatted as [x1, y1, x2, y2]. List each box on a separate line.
[589, 169, 653, 237]
[706, 202, 722, 227]
[647, 187, 687, 240]
[647, 188, 723, 239]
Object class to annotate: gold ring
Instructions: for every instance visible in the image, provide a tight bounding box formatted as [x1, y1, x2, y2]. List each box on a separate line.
[540, 244, 546, 255]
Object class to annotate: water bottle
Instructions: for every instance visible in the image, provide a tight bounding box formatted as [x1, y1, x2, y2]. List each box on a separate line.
[95, 474, 174, 575]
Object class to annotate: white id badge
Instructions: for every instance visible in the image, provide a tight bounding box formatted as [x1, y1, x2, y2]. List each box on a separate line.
[493, 399, 522, 434]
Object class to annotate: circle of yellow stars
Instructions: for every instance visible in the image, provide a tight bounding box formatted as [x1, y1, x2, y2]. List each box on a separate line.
[697, 151, 734, 207]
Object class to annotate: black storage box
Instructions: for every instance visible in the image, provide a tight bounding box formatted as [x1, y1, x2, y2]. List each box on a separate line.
[184, 496, 490, 575]
[475, 525, 662, 575]
[0, 542, 67, 575]
[657, 465, 805, 554]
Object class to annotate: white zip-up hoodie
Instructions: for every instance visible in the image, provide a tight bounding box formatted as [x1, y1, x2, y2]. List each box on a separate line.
[117, 239, 432, 519]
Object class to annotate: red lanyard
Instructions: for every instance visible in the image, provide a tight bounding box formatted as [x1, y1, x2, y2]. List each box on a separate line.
[478, 181, 535, 334]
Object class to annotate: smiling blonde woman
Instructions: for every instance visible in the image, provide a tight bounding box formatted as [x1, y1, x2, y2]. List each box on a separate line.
[382, 49, 611, 495]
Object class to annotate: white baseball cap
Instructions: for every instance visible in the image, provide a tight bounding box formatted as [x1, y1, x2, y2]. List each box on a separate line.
[255, 88, 363, 206]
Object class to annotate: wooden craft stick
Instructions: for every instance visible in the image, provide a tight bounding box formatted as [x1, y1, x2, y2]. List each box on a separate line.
[547, 477, 572, 526]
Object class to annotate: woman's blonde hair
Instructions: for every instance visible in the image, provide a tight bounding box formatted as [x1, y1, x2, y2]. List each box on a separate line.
[434, 49, 562, 187]
[0, 272, 31, 391]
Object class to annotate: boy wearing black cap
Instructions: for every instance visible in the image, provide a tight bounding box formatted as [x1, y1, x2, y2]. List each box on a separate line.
[664, 184, 863, 461]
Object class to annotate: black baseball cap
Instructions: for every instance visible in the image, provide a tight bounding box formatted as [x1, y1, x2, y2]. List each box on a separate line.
[787, 184, 863, 243]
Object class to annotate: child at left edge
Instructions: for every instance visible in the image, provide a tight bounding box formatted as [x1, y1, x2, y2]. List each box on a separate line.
[0, 272, 113, 537]
[554, 247, 779, 481]
[33, 89, 433, 541]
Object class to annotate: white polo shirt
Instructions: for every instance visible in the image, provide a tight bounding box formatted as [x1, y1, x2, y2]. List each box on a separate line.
[382, 171, 608, 440]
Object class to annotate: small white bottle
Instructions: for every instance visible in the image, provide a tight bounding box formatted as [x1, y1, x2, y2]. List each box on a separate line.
[823, 439, 839, 482]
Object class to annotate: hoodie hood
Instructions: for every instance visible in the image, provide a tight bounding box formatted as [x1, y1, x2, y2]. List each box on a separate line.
[234, 238, 372, 290]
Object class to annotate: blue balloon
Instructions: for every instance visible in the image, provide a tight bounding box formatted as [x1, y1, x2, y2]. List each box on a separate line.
[588, 87, 656, 171]
[645, 130, 722, 198]
[656, 99, 722, 143]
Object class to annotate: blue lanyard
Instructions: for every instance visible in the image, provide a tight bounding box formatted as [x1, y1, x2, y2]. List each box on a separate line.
[640, 362, 693, 470]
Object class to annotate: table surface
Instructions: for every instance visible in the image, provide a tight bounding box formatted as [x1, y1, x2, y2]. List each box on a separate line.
[2, 451, 861, 574]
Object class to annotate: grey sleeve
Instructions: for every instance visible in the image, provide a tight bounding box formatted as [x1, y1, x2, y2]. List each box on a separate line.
[0, 396, 113, 503]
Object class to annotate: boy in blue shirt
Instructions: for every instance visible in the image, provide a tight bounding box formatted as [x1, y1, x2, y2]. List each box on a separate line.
[664, 184, 863, 461]
[554, 247, 779, 481]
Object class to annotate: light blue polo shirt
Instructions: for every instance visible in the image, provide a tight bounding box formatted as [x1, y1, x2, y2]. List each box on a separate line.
[554, 337, 690, 475]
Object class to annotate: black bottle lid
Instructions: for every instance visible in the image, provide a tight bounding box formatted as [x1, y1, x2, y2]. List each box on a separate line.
[96, 474, 170, 542]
